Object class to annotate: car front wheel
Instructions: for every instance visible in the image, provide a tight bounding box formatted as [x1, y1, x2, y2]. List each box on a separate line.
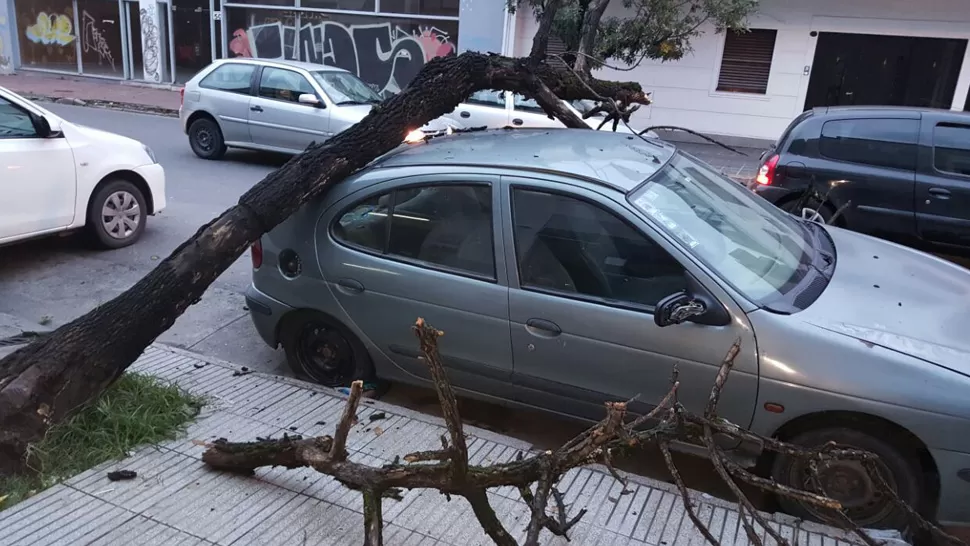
[188, 117, 227, 160]
[87, 179, 148, 249]
[770, 427, 924, 530]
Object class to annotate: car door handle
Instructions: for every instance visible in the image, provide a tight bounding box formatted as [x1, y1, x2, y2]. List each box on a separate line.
[459, 111, 470, 118]
[512, 118, 523, 126]
[525, 318, 561, 337]
[929, 187, 951, 199]
[250, 105, 263, 112]
[335, 278, 364, 294]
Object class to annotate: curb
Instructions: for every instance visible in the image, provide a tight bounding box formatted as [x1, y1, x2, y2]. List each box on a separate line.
[23, 93, 179, 117]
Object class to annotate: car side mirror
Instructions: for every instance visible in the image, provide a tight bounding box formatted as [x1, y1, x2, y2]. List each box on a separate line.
[30, 113, 53, 138]
[654, 272, 732, 328]
[298, 94, 323, 108]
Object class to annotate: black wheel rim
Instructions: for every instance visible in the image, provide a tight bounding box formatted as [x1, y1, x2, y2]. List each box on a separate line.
[787, 450, 899, 527]
[195, 126, 214, 153]
[294, 323, 355, 387]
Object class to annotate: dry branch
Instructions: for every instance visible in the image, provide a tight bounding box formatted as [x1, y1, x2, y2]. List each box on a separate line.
[200, 319, 963, 546]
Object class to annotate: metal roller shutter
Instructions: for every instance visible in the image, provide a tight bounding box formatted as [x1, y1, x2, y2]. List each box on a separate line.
[716, 29, 778, 94]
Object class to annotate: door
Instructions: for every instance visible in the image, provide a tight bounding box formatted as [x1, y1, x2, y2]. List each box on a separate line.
[501, 177, 759, 427]
[452, 90, 511, 129]
[812, 117, 919, 238]
[915, 119, 970, 246]
[123, 1, 142, 80]
[804, 32, 967, 111]
[0, 96, 76, 240]
[319, 175, 514, 392]
[194, 61, 257, 145]
[249, 66, 330, 153]
[171, 0, 213, 83]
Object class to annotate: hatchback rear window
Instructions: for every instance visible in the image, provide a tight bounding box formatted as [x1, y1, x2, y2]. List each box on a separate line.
[774, 110, 813, 153]
[819, 118, 918, 171]
[200, 64, 255, 95]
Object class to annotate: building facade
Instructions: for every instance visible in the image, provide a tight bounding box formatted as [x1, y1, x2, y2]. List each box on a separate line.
[512, 0, 970, 143]
[0, 0, 509, 89]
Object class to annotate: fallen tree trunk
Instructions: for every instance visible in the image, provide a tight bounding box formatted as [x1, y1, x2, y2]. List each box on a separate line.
[0, 53, 649, 475]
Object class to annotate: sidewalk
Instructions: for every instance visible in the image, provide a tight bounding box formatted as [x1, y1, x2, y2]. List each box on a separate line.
[0, 341, 893, 545]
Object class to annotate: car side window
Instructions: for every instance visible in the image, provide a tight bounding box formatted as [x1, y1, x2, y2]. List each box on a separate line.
[512, 94, 545, 114]
[333, 184, 495, 278]
[258, 67, 316, 103]
[818, 118, 918, 171]
[0, 96, 38, 138]
[932, 123, 970, 177]
[199, 64, 256, 94]
[465, 90, 505, 109]
[511, 188, 687, 308]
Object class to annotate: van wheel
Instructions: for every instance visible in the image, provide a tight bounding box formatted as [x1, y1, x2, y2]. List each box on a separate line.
[771, 427, 923, 530]
[279, 310, 374, 388]
[87, 179, 147, 249]
[189, 117, 227, 160]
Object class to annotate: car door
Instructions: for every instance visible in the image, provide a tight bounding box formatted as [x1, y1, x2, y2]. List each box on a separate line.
[0, 94, 76, 241]
[194, 62, 258, 145]
[501, 175, 759, 429]
[811, 117, 919, 239]
[249, 66, 330, 153]
[451, 90, 511, 128]
[319, 173, 514, 392]
[915, 117, 970, 247]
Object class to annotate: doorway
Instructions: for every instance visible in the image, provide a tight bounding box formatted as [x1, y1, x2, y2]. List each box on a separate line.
[804, 32, 968, 111]
[124, 1, 143, 80]
[172, 0, 213, 83]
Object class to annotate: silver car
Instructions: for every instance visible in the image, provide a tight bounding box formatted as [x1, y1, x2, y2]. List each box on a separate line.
[179, 58, 459, 159]
[244, 129, 970, 531]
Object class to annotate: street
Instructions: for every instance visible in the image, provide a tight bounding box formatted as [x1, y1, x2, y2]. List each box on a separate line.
[0, 103, 753, 502]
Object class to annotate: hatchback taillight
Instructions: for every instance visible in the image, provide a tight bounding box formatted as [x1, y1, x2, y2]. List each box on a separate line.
[251, 239, 263, 269]
[757, 154, 779, 185]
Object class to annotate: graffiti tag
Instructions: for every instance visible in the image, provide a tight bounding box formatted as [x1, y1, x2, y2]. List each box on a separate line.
[25, 11, 76, 46]
[140, 5, 160, 82]
[229, 21, 455, 96]
[81, 10, 115, 71]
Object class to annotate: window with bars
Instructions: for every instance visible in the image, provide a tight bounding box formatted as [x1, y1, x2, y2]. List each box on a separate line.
[716, 29, 777, 94]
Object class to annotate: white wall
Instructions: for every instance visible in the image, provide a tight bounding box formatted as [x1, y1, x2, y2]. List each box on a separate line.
[514, 0, 970, 141]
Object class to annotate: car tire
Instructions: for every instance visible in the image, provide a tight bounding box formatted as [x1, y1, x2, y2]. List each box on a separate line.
[783, 198, 835, 224]
[86, 179, 148, 250]
[279, 310, 375, 388]
[188, 117, 227, 160]
[770, 427, 923, 530]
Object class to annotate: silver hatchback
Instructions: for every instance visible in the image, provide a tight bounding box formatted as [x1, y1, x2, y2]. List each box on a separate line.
[245, 129, 970, 531]
[179, 58, 459, 159]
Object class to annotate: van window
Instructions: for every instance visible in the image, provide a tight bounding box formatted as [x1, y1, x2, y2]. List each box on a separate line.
[819, 119, 918, 171]
[933, 123, 970, 176]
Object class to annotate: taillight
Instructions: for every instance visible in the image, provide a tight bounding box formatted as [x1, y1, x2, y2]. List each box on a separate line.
[756, 154, 779, 185]
[251, 239, 263, 269]
[180, 88, 185, 106]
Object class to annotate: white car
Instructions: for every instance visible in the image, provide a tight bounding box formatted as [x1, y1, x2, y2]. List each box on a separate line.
[0, 86, 166, 249]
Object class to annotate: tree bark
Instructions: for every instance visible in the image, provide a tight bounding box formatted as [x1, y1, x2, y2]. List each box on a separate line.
[0, 52, 649, 476]
[573, 0, 612, 74]
[529, 0, 565, 63]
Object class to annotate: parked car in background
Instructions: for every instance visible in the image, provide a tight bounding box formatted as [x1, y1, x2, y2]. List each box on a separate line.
[0, 87, 165, 249]
[179, 58, 460, 160]
[454, 89, 660, 137]
[751, 106, 970, 254]
[245, 128, 970, 532]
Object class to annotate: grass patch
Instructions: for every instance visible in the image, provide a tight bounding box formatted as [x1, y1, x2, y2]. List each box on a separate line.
[0, 373, 204, 511]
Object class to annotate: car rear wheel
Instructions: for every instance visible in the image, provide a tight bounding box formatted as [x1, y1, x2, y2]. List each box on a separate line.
[188, 117, 227, 160]
[770, 427, 923, 530]
[783, 199, 834, 224]
[87, 179, 147, 249]
[279, 310, 374, 388]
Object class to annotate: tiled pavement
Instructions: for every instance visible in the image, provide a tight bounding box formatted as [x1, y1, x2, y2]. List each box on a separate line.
[0, 344, 889, 546]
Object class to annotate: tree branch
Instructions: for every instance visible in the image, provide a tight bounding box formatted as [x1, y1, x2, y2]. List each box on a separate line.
[529, 0, 566, 64]
[573, 0, 612, 74]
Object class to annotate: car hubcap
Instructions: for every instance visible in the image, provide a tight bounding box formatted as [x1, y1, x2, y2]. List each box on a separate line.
[196, 128, 213, 152]
[297, 324, 354, 385]
[799, 207, 826, 223]
[101, 191, 140, 240]
[796, 456, 897, 526]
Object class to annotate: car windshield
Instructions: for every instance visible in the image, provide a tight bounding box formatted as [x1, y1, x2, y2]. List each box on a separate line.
[628, 151, 816, 305]
[310, 71, 382, 105]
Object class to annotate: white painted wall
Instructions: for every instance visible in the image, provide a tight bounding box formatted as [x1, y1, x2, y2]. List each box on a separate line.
[513, 0, 970, 141]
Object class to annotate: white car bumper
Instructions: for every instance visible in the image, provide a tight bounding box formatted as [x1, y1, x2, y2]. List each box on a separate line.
[133, 162, 167, 214]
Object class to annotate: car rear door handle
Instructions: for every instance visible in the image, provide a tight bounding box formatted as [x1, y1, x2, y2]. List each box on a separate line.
[459, 111, 470, 118]
[512, 118, 523, 126]
[929, 187, 951, 199]
[336, 278, 364, 294]
[250, 105, 263, 112]
[525, 318, 561, 337]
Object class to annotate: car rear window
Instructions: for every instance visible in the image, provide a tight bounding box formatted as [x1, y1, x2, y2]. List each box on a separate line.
[200, 64, 255, 94]
[933, 123, 970, 176]
[774, 110, 813, 153]
[819, 118, 918, 171]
